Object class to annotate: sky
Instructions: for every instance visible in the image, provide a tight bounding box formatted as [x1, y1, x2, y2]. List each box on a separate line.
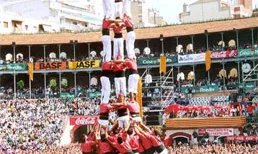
[147, 0, 258, 24]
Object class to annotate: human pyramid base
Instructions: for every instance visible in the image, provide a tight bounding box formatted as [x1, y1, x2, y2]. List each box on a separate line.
[80, 1, 168, 154]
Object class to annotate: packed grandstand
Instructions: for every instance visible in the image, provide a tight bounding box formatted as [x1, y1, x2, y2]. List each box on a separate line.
[0, 5, 258, 153]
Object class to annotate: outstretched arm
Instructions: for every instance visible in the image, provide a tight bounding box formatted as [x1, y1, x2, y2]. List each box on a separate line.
[139, 122, 152, 134]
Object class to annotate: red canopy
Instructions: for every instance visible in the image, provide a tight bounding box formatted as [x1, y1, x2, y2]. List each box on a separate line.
[164, 104, 182, 114]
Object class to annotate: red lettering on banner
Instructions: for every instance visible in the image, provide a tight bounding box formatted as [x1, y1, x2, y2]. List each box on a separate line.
[226, 136, 258, 141]
[70, 116, 98, 126]
[211, 50, 238, 59]
[198, 128, 234, 136]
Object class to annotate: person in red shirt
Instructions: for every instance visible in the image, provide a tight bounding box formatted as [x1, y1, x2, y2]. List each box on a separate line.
[98, 102, 114, 129]
[126, 100, 141, 123]
[107, 135, 133, 154]
[124, 59, 139, 102]
[134, 126, 154, 154]
[81, 134, 97, 154]
[126, 127, 139, 154]
[96, 133, 114, 154]
[137, 124, 167, 154]
[112, 93, 130, 129]
[101, 61, 113, 104]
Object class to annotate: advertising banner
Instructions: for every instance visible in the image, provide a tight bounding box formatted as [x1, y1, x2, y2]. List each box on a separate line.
[0, 65, 4, 70]
[199, 85, 220, 93]
[60, 92, 74, 99]
[35, 62, 66, 70]
[70, 116, 98, 126]
[178, 53, 205, 64]
[226, 136, 258, 141]
[198, 128, 234, 136]
[238, 48, 258, 57]
[211, 50, 238, 59]
[69, 60, 100, 69]
[6, 63, 27, 71]
[137, 56, 177, 65]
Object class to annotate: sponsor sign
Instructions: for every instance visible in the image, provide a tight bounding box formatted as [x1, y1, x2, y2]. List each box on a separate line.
[178, 53, 205, 64]
[0, 65, 4, 70]
[69, 60, 100, 69]
[199, 85, 220, 93]
[237, 48, 258, 57]
[60, 92, 74, 99]
[35, 62, 66, 70]
[6, 63, 27, 71]
[226, 136, 258, 141]
[70, 116, 98, 126]
[137, 56, 177, 65]
[211, 50, 238, 59]
[198, 128, 234, 136]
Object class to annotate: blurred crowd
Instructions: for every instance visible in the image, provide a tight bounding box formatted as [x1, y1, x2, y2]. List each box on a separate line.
[0, 98, 100, 153]
[167, 143, 258, 154]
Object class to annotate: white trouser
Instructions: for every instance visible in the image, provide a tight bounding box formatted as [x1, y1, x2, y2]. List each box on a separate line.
[117, 115, 129, 128]
[114, 77, 126, 97]
[98, 119, 109, 128]
[113, 38, 124, 60]
[123, 0, 132, 18]
[102, 0, 114, 19]
[132, 116, 142, 123]
[126, 31, 136, 59]
[101, 76, 111, 103]
[102, 35, 112, 62]
[114, 1, 123, 19]
[128, 74, 139, 94]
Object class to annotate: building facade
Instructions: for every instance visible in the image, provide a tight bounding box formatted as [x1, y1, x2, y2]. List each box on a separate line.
[0, 0, 102, 34]
[179, 0, 253, 23]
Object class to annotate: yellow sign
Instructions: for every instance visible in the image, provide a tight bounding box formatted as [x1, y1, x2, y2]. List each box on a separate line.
[69, 60, 100, 69]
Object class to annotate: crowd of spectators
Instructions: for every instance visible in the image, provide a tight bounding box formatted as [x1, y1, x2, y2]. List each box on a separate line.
[0, 98, 100, 152]
[167, 143, 258, 154]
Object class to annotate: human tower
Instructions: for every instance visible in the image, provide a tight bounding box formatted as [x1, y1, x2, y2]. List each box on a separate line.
[80, 1, 168, 154]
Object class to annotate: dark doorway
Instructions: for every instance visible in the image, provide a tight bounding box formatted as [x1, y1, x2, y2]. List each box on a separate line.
[173, 137, 189, 146]
[74, 125, 92, 143]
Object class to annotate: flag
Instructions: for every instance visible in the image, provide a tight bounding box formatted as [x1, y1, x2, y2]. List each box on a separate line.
[137, 78, 143, 117]
[159, 56, 166, 74]
[205, 51, 211, 71]
[27, 63, 33, 81]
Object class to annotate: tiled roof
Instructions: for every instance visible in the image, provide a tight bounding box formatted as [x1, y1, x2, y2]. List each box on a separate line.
[0, 17, 257, 45]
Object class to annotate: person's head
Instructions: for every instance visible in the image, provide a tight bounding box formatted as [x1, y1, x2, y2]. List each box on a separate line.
[112, 128, 119, 135]
[100, 134, 106, 142]
[127, 127, 134, 135]
[117, 136, 123, 144]
[117, 93, 125, 102]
